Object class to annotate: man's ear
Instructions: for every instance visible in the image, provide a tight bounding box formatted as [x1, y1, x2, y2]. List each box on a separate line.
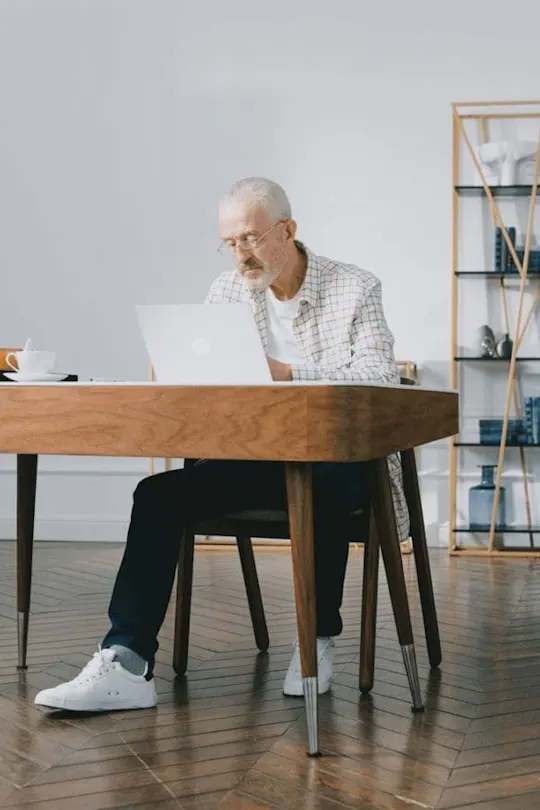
[285, 219, 298, 241]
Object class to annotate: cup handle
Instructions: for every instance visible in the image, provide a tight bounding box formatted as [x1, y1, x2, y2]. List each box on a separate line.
[5, 353, 18, 371]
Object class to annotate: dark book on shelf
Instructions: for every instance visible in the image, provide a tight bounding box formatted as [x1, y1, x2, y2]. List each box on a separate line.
[494, 227, 503, 272]
[507, 248, 540, 273]
[493, 225, 515, 271]
[525, 397, 540, 444]
[479, 418, 528, 445]
[505, 227, 516, 271]
[493, 225, 540, 273]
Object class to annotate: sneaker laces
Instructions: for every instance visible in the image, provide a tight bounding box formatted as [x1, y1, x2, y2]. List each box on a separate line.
[293, 637, 333, 654]
[290, 637, 333, 666]
[71, 649, 117, 685]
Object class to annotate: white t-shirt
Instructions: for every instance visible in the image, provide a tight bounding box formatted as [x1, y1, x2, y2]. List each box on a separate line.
[265, 287, 303, 364]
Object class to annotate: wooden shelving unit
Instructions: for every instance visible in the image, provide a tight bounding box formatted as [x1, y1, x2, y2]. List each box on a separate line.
[449, 100, 540, 557]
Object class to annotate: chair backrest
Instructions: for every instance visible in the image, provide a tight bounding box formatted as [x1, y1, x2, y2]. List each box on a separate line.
[397, 359, 417, 385]
[396, 360, 417, 382]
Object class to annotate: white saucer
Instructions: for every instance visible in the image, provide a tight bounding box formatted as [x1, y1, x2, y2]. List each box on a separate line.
[3, 371, 69, 382]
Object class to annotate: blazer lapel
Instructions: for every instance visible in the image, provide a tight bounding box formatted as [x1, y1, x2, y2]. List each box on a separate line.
[292, 246, 320, 359]
[248, 290, 269, 353]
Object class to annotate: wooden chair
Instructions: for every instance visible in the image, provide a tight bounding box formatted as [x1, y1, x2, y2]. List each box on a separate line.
[172, 377, 442, 694]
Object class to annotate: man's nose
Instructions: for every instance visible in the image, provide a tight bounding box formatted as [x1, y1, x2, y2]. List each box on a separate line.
[232, 243, 252, 257]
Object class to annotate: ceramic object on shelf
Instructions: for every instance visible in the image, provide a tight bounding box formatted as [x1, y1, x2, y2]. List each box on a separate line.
[496, 333, 513, 359]
[468, 465, 506, 530]
[475, 324, 496, 358]
[475, 139, 538, 185]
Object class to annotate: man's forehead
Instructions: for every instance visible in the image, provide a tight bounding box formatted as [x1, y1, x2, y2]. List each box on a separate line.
[219, 202, 270, 235]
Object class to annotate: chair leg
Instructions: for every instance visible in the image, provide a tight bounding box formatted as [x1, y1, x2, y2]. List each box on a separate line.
[236, 536, 269, 652]
[401, 448, 442, 668]
[367, 458, 424, 712]
[173, 527, 195, 676]
[359, 511, 379, 694]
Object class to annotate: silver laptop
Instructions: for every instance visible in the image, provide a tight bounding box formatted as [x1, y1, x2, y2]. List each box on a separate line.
[136, 303, 272, 384]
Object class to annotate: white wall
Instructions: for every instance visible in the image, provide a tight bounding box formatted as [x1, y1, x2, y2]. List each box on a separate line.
[1, 0, 539, 544]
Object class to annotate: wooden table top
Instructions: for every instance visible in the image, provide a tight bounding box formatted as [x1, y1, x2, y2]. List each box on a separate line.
[0, 381, 458, 461]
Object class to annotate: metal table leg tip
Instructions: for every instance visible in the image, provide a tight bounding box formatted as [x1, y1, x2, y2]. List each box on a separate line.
[303, 676, 320, 758]
[402, 643, 424, 713]
[17, 612, 29, 671]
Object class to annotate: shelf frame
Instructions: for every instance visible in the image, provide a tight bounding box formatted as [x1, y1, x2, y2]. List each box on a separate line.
[455, 185, 540, 197]
[454, 443, 540, 448]
[456, 271, 540, 278]
[450, 548, 540, 558]
[454, 356, 540, 361]
[449, 100, 540, 557]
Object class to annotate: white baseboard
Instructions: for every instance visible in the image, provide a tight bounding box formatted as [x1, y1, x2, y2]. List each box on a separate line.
[432, 522, 449, 547]
[426, 522, 449, 547]
[0, 517, 129, 543]
[0, 517, 448, 548]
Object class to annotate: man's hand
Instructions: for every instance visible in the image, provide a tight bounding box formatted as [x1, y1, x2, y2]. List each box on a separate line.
[266, 356, 292, 381]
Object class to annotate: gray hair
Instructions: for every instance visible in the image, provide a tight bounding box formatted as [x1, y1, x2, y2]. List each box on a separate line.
[219, 177, 292, 222]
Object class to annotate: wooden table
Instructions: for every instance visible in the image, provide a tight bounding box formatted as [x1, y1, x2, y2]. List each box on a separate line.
[0, 381, 458, 755]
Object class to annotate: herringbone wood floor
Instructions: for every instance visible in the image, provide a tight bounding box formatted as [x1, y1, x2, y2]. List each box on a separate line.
[0, 541, 539, 809]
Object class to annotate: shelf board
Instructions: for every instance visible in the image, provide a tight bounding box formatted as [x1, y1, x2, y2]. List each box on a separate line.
[454, 356, 540, 361]
[451, 547, 540, 557]
[455, 271, 540, 277]
[455, 184, 540, 198]
[453, 525, 540, 533]
[454, 442, 540, 447]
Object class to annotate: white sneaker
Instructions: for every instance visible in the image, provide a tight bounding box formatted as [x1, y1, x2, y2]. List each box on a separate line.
[34, 648, 157, 712]
[283, 637, 334, 697]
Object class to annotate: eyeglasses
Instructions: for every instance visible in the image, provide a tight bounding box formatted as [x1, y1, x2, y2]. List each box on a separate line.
[217, 220, 284, 254]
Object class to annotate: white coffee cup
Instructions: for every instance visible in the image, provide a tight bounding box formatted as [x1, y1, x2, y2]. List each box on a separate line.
[6, 349, 56, 378]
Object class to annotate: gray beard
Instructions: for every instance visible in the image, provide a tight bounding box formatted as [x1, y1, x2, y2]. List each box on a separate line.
[240, 267, 280, 292]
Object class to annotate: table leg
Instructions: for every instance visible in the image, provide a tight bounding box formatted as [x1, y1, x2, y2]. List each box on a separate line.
[359, 512, 379, 693]
[367, 458, 424, 712]
[401, 448, 442, 668]
[17, 454, 38, 670]
[284, 461, 319, 757]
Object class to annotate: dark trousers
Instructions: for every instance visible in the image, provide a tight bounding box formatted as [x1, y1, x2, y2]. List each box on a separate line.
[102, 460, 369, 671]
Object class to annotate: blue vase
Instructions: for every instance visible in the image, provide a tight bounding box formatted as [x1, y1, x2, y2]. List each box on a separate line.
[469, 465, 506, 530]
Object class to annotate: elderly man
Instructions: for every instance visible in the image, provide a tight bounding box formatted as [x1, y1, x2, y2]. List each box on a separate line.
[35, 177, 409, 712]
